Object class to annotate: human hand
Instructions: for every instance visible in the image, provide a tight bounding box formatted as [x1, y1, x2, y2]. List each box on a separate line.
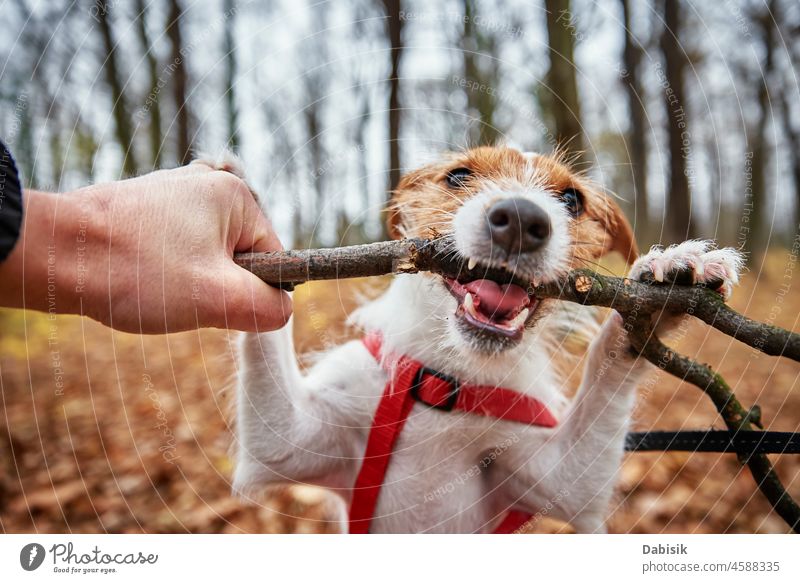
[0, 164, 292, 333]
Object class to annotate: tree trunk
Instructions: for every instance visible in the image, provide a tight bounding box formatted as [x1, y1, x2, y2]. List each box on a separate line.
[779, 90, 800, 232]
[779, 20, 800, 233]
[96, 0, 138, 176]
[48, 124, 65, 188]
[463, 0, 499, 146]
[223, 0, 239, 150]
[304, 99, 323, 247]
[134, 0, 162, 168]
[166, 0, 192, 165]
[544, 0, 587, 166]
[745, 1, 777, 256]
[620, 0, 649, 243]
[660, 0, 695, 242]
[382, 0, 404, 234]
[14, 92, 36, 188]
[357, 96, 372, 242]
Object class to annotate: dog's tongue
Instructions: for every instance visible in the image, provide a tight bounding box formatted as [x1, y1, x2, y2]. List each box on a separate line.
[463, 279, 530, 318]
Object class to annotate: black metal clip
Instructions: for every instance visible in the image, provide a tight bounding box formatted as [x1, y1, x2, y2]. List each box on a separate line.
[410, 366, 460, 411]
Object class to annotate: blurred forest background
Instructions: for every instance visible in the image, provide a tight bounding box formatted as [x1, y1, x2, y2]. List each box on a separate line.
[2, 0, 800, 252]
[1, 0, 800, 534]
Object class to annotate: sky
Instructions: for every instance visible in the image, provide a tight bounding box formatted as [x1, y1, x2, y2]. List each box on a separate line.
[1, 0, 797, 245]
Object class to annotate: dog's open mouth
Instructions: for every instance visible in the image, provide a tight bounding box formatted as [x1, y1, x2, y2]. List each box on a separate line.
[444, 274, 539, 340]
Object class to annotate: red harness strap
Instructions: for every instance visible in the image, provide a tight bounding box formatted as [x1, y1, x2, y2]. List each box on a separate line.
[349, 332, 558, 534]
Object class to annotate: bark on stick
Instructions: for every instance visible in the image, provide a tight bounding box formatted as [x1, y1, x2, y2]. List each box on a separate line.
[234, 238, 800, 531]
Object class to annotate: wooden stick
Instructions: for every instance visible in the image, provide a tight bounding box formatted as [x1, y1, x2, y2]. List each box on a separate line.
[234, 237, 531, 290]
[630, 322, 800, 532]
[234, 238, 800, 531]
[235, 239, 800, 363]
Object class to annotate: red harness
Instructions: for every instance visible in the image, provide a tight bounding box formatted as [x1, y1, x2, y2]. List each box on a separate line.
[349, 332, 558, 534]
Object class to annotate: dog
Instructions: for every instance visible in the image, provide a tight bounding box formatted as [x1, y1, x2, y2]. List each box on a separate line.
[201, 147, 743, 533]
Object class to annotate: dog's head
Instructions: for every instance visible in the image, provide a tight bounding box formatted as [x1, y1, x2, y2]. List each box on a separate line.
[387, 146, 637, 353]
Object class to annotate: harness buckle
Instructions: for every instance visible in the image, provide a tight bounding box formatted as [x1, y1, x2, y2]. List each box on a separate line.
[410, 366, 460, 411]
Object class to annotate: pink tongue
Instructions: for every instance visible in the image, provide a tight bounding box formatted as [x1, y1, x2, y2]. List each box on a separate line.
[463, 279, 530, 318]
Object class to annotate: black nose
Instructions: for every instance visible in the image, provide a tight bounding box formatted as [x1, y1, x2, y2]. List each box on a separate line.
[487, 198, 551, 254]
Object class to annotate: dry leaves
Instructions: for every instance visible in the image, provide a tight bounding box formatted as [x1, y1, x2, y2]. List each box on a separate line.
[1, 259, 798, 533]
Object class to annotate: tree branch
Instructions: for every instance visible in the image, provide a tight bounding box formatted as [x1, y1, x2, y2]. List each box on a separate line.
[627, 317, 800, 532]
[234, 238, 800, 531]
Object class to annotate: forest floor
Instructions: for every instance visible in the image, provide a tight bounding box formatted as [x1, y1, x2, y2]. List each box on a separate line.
[1, 249, 799, 534]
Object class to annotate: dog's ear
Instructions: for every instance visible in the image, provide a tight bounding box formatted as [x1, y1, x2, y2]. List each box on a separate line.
[386, 200, 404, 240]
[386, 167, 428, 240]
[607, 199, 638, 264]
[579, 188, 639, 264]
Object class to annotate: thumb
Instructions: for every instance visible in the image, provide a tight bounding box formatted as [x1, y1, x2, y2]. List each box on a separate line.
[234, 189, 284, 253]
[222, 263, 293, 332]
[223, 186, 292, 331]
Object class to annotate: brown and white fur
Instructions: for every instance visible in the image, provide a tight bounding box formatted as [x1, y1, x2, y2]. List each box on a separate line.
[200, 147, 744, 533]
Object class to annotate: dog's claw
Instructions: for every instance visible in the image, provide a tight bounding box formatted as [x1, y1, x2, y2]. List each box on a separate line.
[628, 239, 745, 301]
[693, 259, 704, 276]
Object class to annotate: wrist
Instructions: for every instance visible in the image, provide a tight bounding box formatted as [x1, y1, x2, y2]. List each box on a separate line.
[0, 187, 111, 319]
[60, 185, 112, 320]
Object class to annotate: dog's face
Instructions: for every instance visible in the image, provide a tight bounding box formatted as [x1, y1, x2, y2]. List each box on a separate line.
[388, 146, 637, 353]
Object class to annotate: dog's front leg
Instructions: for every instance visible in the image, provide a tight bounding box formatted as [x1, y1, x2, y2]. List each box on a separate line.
[537, 240, 744, 532]
[549, 312, 649, 532]
[233, 324, 364, 498]
[495, 313, 647, 533]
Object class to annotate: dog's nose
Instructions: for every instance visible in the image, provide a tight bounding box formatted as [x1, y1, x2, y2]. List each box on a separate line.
[487, 198, 551, 254]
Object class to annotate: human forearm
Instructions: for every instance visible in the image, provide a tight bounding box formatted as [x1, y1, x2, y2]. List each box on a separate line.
[0, 164, 291, 333]
[0, 188, 106, 318]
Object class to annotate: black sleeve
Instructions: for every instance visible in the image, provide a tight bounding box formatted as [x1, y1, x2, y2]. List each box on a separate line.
[0, 140, 23, 262]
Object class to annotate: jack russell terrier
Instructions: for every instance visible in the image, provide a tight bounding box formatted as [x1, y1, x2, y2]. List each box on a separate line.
[198, 147, 743, 533]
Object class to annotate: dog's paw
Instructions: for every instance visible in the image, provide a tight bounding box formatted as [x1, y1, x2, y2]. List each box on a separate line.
[629, 240, 745, 300]
[192, 149, 260, 202]
[192, 149, 248, 178]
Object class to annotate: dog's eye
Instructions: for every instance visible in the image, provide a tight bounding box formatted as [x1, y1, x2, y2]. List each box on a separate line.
[445, 167, 472, 188]
[559, 187, 584, 217]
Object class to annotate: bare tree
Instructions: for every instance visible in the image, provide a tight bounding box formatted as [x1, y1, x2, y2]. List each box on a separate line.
[223, 0, 240, 150]
[780, 9, 800, 227]
[262, 103, 303, 247]
[300, 5, 332, 247]
[340, 2, 381, 245]
[304, 94, 324, 245]
[659, 0, 695, 242]
[352, 94, 373, 244]
[6, 0, 45, 186]
[381, 0, 404, 225]
[95, 0, 138, 176]
[166, 0, 192, 165]
[462, 0, 499, 145]
[620, 0, 650, 242]
[134, 0, 163, 168]
[544, 0, 586, 166]
[743, 0, 778, 256]
[779, 89, 800, 228]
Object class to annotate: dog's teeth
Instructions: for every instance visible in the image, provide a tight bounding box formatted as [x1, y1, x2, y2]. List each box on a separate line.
[508, 308, 529, 329]
[467, 258, 477, 271]
[464, 293, 478, 317]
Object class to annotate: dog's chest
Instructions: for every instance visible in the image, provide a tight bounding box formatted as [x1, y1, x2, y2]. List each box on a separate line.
[369, 405, 512, 533]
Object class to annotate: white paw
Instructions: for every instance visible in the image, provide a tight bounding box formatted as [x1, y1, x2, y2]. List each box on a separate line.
[192, 149, 248, 179]
[629, 239, 745, 300]
[192, 149, 259, 201]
